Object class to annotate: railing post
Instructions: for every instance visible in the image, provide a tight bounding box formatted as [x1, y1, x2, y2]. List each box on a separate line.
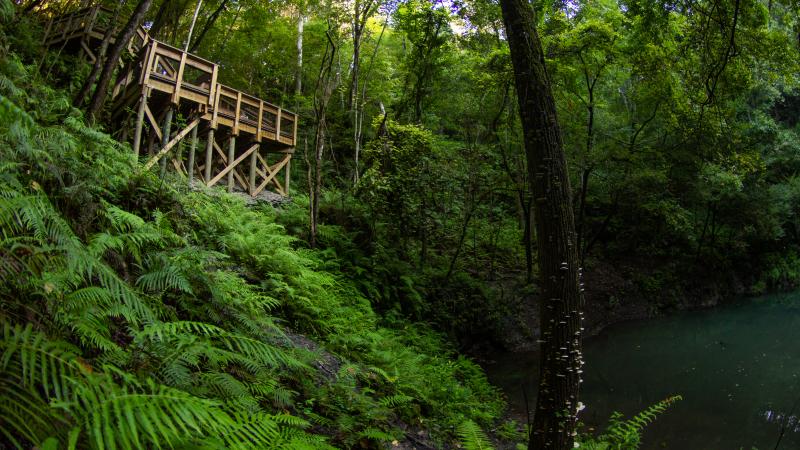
[292, 114, 298, 146]
[276, 108, 282, 141]
[173, 52, 187, 104]
[257, 101, 264, 142]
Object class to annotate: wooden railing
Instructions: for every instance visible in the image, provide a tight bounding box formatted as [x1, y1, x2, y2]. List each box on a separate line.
[212, 84, 297, 147]
[142, 40, 218, 107]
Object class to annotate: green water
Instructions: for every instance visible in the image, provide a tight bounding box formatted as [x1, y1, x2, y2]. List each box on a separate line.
[485, 293, 800, 449]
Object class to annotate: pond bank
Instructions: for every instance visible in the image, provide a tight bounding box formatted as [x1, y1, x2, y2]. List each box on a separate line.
[482, 293, 800, 449]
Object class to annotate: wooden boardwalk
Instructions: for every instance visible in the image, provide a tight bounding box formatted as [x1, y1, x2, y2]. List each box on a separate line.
[44, 6, 297, 197]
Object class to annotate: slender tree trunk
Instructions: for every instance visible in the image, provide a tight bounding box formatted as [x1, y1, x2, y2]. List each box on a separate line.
[189, 0, 229, 52]
[353, 18, 387, 185]
[74, 0, 125, 108]
[310, 27, 337, 248]
[87, 0, 153, 121]
[500, 0, 584, 448]
[295, 13, 305, 96]
[183, 0, 204, 51]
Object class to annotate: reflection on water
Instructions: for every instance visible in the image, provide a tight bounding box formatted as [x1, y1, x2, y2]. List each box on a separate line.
[484, 293, 800, 449]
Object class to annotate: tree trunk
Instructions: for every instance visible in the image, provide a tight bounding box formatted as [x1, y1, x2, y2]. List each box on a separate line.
[500, 0, 584, 448]
[309, 28, 337, 248]
[189, 0, 229, 53]
[295, 13, 305, 96]
[74, 0, 125, 108]
[87, 0, 153, 121]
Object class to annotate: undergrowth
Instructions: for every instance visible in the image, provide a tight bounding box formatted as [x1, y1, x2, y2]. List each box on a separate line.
[0, 8, 505, 448]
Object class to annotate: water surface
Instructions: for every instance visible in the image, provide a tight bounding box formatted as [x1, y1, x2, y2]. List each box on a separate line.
[486, 293, 800, 449]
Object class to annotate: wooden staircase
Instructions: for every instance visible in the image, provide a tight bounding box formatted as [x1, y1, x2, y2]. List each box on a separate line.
[44, 6, 297, 197]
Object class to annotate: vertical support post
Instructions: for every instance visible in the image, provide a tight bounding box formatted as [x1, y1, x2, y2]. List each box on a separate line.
[188, 123, 198, 185]
[132, 89, 148, 157]
[249, 144, 258, 195]
[227, 134, 236, 192]
[284, 156, 291, 195]
[204, 128, 215, 184]
[159, 107, 174, 175]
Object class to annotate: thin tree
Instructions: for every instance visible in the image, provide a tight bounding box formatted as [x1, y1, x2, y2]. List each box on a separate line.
[499, 0, 584, 448]
[86, 0, 153, 121]
[188, 0, 229, 53]
[74, 0, 125, 108]
[309, 25, 337, 248]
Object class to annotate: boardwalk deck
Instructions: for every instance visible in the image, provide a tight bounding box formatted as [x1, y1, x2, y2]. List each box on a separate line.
[44, 6, 296, 197]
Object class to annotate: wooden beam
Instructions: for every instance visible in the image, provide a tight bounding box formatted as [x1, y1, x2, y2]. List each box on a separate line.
[213, 141, 248, 188]
[144, 104, 163, 142]
[253, 154, 291, 196]
[143, 118, 201, 170]
[208, 143, 258, 187]
[255, 153, 284, 194]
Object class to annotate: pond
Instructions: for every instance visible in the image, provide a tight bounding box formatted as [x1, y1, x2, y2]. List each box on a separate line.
[485, 293, 800, 449]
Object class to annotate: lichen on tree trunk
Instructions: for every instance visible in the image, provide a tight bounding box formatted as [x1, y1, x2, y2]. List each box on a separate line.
[499, 0, 585, 448]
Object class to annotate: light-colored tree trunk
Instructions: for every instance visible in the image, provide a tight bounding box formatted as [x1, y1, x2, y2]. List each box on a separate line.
[295, 13, 305, 96]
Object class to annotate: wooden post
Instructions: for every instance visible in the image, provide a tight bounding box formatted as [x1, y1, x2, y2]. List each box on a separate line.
[276, 108, 282, 139]
[132, 89, 148, 157]
[292, 114, 298, 146]
[284, 156, 291, 194]
[204, 128, 215, 183]
[188, 122, 198, 185]
[249, 143, 258, 195]
[227, 134, 236, 192]
[159, 107, 174, 175]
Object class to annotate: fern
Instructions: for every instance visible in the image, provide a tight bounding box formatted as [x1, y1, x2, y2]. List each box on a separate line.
[585, 395, 683, 450]
[457, 419, 494, 450]
[1, 323, 326, 449]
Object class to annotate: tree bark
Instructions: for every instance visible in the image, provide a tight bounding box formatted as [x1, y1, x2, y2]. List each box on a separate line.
[295, 13, 306, 96]
[500, 0, 584, 448]
[86, 0, 153, 121]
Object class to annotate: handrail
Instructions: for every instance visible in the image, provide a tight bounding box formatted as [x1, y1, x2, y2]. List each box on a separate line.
[46, 6, 297, 148]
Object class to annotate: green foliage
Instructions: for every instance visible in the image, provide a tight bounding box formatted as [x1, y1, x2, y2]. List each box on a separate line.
[579, 395, 683, 450]
[0, 30, 504, 449]
[457, 419, 494, 450]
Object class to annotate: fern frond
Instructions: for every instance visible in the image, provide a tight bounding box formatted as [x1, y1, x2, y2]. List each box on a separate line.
[457, 419, 494, 450]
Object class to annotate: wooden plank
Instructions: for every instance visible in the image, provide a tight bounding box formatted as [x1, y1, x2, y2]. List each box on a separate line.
[143, 118, 200, 170]
[208, 142, 258, 187]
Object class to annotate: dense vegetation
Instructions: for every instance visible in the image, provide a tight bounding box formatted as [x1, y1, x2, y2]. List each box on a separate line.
[2, 0, 800, 447]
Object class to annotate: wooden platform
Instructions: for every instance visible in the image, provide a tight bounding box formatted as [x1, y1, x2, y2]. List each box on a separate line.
[44, 6, 297, 197]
